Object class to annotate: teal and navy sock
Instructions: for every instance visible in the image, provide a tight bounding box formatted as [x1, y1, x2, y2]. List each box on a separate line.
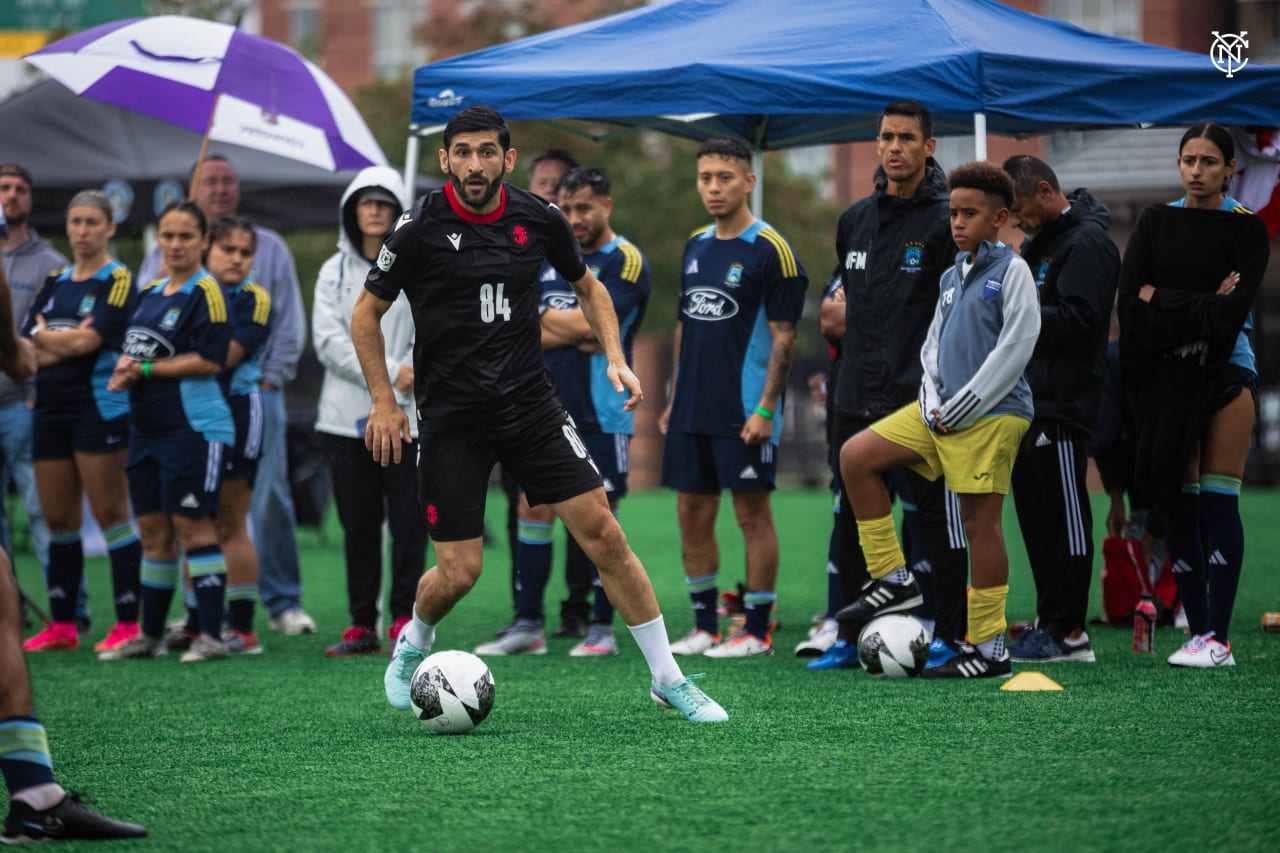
[1201, 475, 1244, 644]
[744, 590, 776, 640]
[0, 716, 55, 794]
[1168, 484, 1207, 635]
[140, 558, 179, 638]
[686, 573, 718, 634]
[514, 520, 553, 621]
[45, 531, 83, 624]
[104, 521, 142, 623]
[188, 545, 226, 638]
[226, 584, 257, 634]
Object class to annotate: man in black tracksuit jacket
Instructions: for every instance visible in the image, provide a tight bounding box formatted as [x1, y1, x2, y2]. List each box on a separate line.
[824, 100, 970, 664]
[1002, 155, 1119, 663]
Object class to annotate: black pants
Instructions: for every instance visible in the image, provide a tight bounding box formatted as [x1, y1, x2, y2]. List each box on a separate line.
[321, 433, 427, 629]
[833, 411, 969, 644]
[1011, 420, 1093, 638]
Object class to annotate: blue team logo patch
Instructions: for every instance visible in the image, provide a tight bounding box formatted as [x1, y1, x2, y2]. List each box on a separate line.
[901, 242, 925, 271]
[77, 294, 97, 316]
[589, 265, 602, 278]
[724, 263, 744, 287]
[1036, 258, 1051, 286]
[159, 307, 181, 330]
[982, 278, 1003, 302]
[682, 288, 739, 321]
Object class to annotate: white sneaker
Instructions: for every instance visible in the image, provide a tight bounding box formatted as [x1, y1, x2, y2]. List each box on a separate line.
[475, 623, 546, 655]
[269, 608, 316, 635]
[794, 618, 839, 657]
[570, 624, 618, 656]
[704, 630, 773, 658]
[1168, 633, 1235, 668]
[669, 628, 720, 656]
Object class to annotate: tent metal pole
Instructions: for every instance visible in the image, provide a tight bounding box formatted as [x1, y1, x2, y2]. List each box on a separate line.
[404, 130, 421, 205]
[752, 149, 763, 214]
[973, 112, 988, 161]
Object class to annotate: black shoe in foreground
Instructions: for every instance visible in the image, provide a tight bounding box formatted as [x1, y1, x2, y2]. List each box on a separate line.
[834, 575, 923, 635]
[551, 615, 588, 639]
[3, 792, 147, 843]
[919, 649, 1012, 679]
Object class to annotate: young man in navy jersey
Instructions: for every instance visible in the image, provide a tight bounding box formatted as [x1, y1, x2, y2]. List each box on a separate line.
[659, 137, 808, 658]
[351, 106, 725, 723]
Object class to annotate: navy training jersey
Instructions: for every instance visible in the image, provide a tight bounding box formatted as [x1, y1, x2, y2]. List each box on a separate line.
[365, 182, 587, 431]
[22, 259, 136, 423]
[539, 235, 651, 435]
[668, 220, 808, 440]
[119, 268, 234, 444]
[222, 278, 272, 397]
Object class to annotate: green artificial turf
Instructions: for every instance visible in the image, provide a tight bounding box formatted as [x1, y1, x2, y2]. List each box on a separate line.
[14, 489, 1280, 851]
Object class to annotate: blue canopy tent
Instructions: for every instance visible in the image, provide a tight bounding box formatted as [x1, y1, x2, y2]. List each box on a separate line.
[406, 0, 1280, 204]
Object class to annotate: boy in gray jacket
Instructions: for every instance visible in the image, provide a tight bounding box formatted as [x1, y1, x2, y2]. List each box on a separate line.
[835, 161, 1040, 679]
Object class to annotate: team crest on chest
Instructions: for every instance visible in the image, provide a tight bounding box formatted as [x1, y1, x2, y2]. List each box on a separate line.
[512, 225, 528, 245]
[77, 294, 97, 316]
[160, 307, 181, 330]
[1036, 258, 1051, 286]
[901, 242, 924, 272]
[724, 263, 744, 287]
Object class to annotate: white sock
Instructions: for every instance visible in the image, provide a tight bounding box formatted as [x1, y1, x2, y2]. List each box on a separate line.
[12, 783, 64, 811]
[405, 606, 435, 652]
[977, 633, 1006, 661]
[627, 614, 683, 687]
[886, 566, 910, 585]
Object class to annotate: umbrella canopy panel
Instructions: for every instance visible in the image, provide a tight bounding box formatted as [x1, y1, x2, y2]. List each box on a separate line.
[26, 15, 386, 171]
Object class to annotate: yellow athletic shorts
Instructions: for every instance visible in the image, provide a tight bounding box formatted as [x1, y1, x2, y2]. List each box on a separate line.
[868, 403, 1029, 495]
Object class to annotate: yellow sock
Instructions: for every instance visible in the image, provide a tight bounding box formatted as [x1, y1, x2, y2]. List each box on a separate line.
[967, 584, 1009, 645]
[856, 514, 904, 581]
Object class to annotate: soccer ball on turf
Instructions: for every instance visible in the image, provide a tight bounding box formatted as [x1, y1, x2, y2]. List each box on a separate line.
[409, 650, 495, 734]
[857, 614, 929, 678]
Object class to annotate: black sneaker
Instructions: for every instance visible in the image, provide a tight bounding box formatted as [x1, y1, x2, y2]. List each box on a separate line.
[919, 648, 1012, 679]
[833, 575, 923, 634]
[552, 615, 588, 639]
[324, 626, 382, 657]
[2, 792, 147, 843]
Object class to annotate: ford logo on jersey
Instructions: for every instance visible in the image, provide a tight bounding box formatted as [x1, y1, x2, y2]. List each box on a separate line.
[121, 327, 175, 361]
[683, 288, 739, 321]
[542, 293, 578, 311]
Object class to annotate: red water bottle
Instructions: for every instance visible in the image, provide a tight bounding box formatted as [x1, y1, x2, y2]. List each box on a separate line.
[1133, 596, 1156, 653]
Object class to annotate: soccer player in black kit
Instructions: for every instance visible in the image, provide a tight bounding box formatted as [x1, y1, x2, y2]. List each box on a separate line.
[351, 106, 726, 723]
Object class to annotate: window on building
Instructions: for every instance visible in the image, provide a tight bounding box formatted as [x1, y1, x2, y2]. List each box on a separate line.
[1045, 0, 1141, 40]
[289, 2, 320, 59]
[372, 1, 427, 79]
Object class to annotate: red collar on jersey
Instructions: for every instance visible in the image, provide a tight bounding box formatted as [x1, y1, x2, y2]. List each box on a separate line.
[444, 181, 507, 224]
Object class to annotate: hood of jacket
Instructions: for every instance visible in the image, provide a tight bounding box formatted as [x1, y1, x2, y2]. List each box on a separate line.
[338, 166, 407, 262]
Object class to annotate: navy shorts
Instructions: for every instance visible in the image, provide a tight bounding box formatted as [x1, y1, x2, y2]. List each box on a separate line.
[1211, 363, 1257, 415]
[32, 411, 129, 460]
[223, 392, 263, 483]
[419, 403, 603, 541]
[127, 430, 224, 519]
[660, 432, 777, 493]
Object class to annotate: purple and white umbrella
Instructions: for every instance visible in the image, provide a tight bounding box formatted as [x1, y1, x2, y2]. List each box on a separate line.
[25, 15, 387, 173]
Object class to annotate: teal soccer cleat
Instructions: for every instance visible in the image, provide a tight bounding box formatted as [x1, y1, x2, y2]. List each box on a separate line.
[385, 633, 428, 710]
[650, 674, 728, 723]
